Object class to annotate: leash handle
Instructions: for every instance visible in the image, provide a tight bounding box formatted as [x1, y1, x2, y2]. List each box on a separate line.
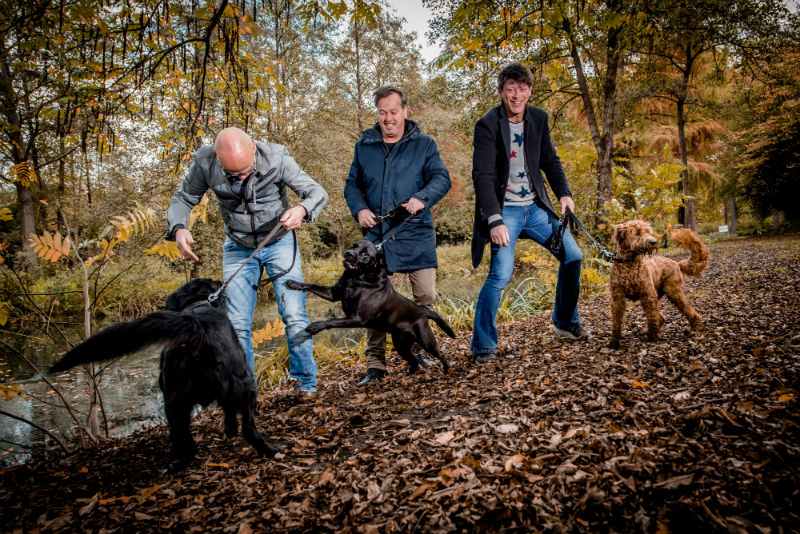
[208, 217, 287, 305]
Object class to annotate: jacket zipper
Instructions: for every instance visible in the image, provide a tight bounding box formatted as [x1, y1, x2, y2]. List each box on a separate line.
[227, 179, 257, 247]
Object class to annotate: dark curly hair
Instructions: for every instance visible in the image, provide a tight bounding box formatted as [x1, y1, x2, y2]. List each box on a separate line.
[497, 63, 534, 90]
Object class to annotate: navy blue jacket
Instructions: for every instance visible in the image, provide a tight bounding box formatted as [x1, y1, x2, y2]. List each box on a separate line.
[471, 104, 572, 267]
[345, 120, 451, 273]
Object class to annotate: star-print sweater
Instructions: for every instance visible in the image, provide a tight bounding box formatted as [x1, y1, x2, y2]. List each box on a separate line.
[503, 120, 536, 207]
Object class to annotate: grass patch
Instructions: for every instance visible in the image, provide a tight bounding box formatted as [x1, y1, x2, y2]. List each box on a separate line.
[253, 241, 611, 388]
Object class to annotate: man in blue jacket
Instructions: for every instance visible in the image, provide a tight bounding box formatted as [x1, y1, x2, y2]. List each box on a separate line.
[471, 63, 590, 364]
[345, 86, 451, 386]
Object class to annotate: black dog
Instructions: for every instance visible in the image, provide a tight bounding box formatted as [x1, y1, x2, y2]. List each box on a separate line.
[47, 278, 280, 466]
[286, 240, 454, 374]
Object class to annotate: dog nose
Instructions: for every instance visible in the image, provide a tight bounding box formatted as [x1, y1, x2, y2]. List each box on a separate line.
[648, 239, 657, 246]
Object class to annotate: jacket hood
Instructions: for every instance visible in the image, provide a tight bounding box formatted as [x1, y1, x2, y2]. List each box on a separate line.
[361, 119, 420, 144]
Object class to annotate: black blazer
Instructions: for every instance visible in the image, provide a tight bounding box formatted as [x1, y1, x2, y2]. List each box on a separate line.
[470, 104, 572, 267]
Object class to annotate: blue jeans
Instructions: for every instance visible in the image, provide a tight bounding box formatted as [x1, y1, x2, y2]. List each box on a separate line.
[222, 233, 317, 391]
[471, 202, 583, 355]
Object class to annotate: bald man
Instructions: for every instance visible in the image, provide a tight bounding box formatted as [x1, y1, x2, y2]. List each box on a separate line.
[167, 128, 328, 396]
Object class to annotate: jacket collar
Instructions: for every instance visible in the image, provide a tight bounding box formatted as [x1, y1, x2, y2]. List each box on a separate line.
[362, 119, 420, 144]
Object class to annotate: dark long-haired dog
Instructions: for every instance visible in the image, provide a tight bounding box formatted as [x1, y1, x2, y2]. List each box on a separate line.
[47, 278, 281, 466]
[286, 239, 453, 375]
[609, 220, 710, 349]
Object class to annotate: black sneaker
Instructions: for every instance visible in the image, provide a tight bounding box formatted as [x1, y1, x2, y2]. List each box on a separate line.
[470, 352, 495, 364]
[553, 324, 592, 340]
[416, 353, 437, 367]
[356, 368, 387, 387]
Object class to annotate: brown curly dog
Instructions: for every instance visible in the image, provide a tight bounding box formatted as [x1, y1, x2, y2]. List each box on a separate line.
[609, 220, 710, 349]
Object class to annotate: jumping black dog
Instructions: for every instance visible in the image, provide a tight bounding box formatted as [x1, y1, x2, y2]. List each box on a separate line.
[286, 240, 454, 374]
[46, 278, 281, 467]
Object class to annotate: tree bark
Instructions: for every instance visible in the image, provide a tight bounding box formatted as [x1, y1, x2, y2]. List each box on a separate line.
[676, 47, 696, 231]
[565, 14, 621, 226]
[0, 42, 37, 268]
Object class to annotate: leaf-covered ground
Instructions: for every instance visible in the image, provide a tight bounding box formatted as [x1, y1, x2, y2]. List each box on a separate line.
[2, 234, 799, 534]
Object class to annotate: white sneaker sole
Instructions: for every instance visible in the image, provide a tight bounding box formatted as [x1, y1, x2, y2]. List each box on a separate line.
[553, 325, 591, 340]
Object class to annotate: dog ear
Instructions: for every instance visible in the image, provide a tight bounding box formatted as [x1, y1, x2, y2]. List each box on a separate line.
[612, 226, 624, 245]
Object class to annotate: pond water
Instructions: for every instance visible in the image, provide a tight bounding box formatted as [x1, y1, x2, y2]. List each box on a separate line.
[0, 298, 350, 467]
[1, 342, 165, 467]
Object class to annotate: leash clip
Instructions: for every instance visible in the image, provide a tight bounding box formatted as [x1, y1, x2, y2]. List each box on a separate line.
[206, 288, 223, 306]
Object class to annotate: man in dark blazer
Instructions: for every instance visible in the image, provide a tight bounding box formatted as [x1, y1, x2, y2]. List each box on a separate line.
[470, 63, 589, 363]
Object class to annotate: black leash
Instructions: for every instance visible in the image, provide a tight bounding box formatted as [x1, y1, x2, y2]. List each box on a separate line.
[259, 230, 297, 286]
[553, 209, 619, 262]
[374, 200, 424, 251]
[207, 220, 292, 305]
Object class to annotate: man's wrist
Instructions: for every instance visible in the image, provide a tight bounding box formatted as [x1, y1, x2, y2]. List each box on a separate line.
[167, 224, 187, 241]
[487, 214, 504, 229]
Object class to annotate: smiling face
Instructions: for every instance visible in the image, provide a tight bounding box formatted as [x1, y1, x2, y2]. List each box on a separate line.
[498, 79, 532, 123]
[377, 92, 408, 142]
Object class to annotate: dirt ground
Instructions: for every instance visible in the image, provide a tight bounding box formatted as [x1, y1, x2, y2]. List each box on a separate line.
[2, 234, 799, 534]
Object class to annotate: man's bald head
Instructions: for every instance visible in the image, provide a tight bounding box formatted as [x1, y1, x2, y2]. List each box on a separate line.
[214, 127, 257, 179]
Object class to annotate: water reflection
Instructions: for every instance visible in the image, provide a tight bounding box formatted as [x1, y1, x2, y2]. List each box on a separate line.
[1, 345, 164, 467]
[0, 298, 347, 466]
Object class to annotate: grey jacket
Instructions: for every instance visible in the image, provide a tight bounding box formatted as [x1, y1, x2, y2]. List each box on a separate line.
[167, 141, 328, 249]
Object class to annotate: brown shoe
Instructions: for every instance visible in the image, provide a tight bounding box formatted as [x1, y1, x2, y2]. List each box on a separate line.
[296, 390, 318, 401]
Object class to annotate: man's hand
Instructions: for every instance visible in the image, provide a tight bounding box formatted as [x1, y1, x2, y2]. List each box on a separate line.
[280, 205, 308, 230]
[357, 209, 377, 228]
[175, 228, 199, 261]
[490, 224, 510, 247]
[401, 197, 425, 215]
[560, 196, 575, 215]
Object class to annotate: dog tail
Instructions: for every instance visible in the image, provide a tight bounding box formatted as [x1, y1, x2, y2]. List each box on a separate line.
[46, 311, 201, 375]
[671, 228, 710, 278]
[426, 309, 456, 338]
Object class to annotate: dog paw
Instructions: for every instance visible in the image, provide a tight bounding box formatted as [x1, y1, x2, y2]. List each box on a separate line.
[162, 457, 194, 474]
[290, 331, 311, 346]
[405, 364, 420, 376]
[256, 441, 283, 458]
[285, 280, 304, 291]
[305, 323, 325, 336]
[691, 319, 706, 332]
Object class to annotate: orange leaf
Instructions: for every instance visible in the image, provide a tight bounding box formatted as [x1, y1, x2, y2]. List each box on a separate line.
[409, 483, 432, 500]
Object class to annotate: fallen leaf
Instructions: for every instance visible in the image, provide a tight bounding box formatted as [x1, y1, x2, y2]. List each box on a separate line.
[435, 431, 455, 444]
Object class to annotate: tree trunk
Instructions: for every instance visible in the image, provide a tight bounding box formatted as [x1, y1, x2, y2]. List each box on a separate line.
[596, 24, 621, 220]
[772, 210, 784, 229]
[728, 195, 737, 235]
[0, 42, 37, 268]
[676, 50, 696, 231]
[723, 200, 729, 227]
[15, 182, 37, 268]
[565, 18, 621, 226]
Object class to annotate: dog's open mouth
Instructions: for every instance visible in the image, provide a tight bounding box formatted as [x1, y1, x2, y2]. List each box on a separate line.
[343, 261, 358, 270]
